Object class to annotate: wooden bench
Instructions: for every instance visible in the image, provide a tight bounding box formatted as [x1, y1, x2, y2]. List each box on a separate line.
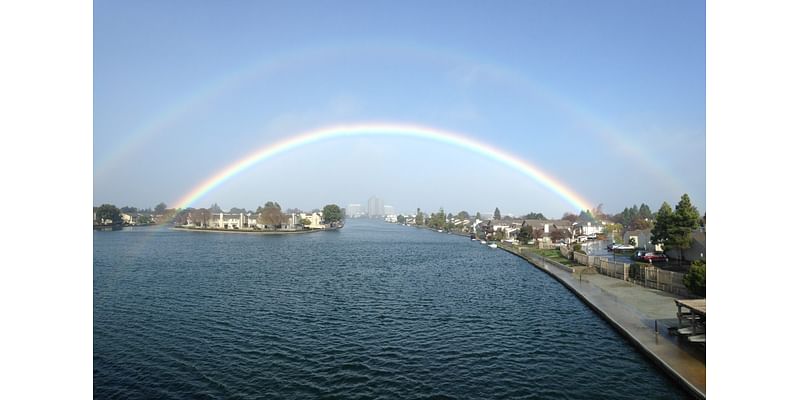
[678, 327, 705, 335]
[687, 334, 706, 343]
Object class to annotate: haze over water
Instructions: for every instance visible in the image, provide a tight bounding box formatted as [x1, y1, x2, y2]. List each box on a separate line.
[94, 220, 688, 399]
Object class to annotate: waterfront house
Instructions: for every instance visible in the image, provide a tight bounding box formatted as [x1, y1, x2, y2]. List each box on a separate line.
[521, 219, 574, 243]
[574, 221, 605, 237]
[120, 213, 133, 225]
[299, 212, 324, 229]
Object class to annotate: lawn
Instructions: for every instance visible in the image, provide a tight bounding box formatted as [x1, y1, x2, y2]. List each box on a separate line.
[527, 247, 578, 266]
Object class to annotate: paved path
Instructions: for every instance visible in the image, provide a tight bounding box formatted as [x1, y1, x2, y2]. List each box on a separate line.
[503, 245, 706, 399]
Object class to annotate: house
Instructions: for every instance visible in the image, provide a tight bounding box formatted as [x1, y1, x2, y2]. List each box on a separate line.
[521, 219, 575, 243]
[487, 219, 523, 240]
[624, 229, 661, 251]
[574, 221, 605, 237]
[120, 213, 133, 225]
[299, 212, 324, 229]
[623, 228, 705, 261]
[665, 230, 706, 262]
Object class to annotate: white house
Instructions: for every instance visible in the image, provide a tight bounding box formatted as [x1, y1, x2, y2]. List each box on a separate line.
[299, 212, 324, 229]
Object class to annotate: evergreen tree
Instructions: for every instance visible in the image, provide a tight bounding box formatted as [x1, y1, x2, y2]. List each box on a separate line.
[517, 225, 533, 244]
[494, 207, 501, 220]
[639, 203, 653, 220]
[672, 194, 701, 266]
[651, 202, 674, 250]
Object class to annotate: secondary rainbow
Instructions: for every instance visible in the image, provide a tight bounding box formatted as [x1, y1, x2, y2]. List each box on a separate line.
[171, 122, 595, 212]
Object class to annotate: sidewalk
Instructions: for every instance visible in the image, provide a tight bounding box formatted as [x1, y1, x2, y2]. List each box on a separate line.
[503, 246, 706, 399]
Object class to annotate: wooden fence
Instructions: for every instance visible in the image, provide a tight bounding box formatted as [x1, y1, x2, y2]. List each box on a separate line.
[511, 244, 691, 297]
[579, 255, 690, 297]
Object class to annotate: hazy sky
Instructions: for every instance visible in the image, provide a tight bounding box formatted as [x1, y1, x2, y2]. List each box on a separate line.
[94, 0, 705, 218]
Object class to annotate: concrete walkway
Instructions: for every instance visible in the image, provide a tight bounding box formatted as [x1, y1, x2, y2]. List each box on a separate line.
[503, 246, 706, 399]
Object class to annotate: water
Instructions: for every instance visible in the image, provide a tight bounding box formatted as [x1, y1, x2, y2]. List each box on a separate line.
[94, 219, 689, 399]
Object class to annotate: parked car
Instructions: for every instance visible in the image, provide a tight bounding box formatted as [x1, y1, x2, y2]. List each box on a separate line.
[633, 250, 648, 261]
[607, 243, 634, 251]
[642, 252, 668, 263]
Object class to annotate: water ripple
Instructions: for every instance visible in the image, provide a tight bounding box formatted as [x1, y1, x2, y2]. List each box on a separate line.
[94, 221, 689, 399]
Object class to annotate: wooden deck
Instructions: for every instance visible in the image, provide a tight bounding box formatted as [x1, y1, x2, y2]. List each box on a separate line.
[676, 299, 706, 316]
[675, 299, 706, 343]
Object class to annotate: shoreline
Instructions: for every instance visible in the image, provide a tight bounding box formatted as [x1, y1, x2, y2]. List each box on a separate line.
[170, 226, 339, 235]
[496, 243, 706, 399]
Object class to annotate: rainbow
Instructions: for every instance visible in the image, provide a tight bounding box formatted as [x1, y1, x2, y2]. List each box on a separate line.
[96, 42, 685, 196]
[171, 122, 595, 212]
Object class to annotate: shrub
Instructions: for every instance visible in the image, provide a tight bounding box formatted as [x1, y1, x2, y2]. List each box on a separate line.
[683, 260, 706, 297]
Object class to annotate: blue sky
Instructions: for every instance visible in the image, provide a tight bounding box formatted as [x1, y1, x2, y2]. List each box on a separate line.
[94, 0, 705, 217]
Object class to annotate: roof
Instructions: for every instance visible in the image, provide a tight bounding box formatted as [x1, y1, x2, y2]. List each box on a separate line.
[522, 219, 547, 228]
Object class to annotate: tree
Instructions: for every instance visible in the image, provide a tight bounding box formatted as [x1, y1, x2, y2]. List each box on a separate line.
[639, 203, 653, 220]
[578, 209, 595, 222]
[549, 228, 566, 243]
[300, 218, 311, 226]
[683, 260, 706, 296]
[137, 214, 152, 224]
[523, 212, 546, 220]
[606, 222, 623, 243]
[672, 194, 701, 266]
[397, 214, 406, 224]
[96, 204, 121, 224]
[651, 195, 700, 267]
[476, 212, 482, 220]
[457, 211, 470, 220]
[494, 207, 501, 220]
[562, 212, 578, 223]
[154, 202, 167, 214]
[258, 201, 283, 228]
[429, 208, 446, 229]
[651, 202, 674, 250]
[229, 207, 246, 214]
[120, 206, 138, 214]
[322, 204, 343, 223]
[533, 228, 544, 244]
[415, 208, 424, 225]
[517, 225, 533, 244]
[629, 217, 652, 231]
[592, 204, 607, 221]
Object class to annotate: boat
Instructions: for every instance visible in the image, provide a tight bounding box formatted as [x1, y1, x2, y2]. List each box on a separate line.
[481, 240, 487, 244]
[488, 243, 498, 249]
[437, 229, 443, 233]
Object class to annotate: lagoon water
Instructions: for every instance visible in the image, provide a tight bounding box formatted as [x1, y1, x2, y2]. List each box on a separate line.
[94, 219, 688, 399]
